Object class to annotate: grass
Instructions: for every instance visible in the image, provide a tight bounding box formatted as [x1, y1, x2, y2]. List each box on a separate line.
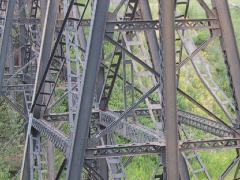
[121, 1, 240, 179]
[1, 0, 240, 179]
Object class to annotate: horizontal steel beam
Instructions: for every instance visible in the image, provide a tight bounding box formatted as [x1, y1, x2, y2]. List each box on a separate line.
[68, 18, 220, 31]
[99, 111, 162, 142]
[0, 17, 41, 25]
[47, 109, 232, 138]
[46, 111, 162, 143]
[31, 118, 68, 155]
[108, 19, 220, 31]
[3, 73, 23, 79]
[85, 142, 164, 159]
[178, 110, 232, 137]
[1, 84, 34, 92]
[181, 138, 240, 151]
[30, 118, 240, 159]
[86, 138, 240, 159]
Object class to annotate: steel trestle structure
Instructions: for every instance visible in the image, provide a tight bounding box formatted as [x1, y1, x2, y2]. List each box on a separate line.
[0, 0, 240, 179]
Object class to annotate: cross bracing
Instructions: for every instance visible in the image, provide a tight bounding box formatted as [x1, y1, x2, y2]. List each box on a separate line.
[0, 0, 240, 179]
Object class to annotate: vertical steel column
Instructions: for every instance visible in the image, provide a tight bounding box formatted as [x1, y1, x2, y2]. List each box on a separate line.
[97, 66, 109, 180]
[66, 0, 110, 179]
[40, 0, 48, 31]
[19, 0, 28, 67]
[19, 0, 30, 175]
[72, 5, 87, 49]
[32, 0, 58, 118]
[21, 1, 58, 179]
[18, 1, 32, 179]
[20, 114, 34, 180]
[8, 40, 15, 98]
[160, 0, 179, 179]
[47, 140, 55, 180]
[0, 0, 15, 93]
[36, 1, 58, 179]
[139, 0, 161, 72]
[214, 0, 240, 126]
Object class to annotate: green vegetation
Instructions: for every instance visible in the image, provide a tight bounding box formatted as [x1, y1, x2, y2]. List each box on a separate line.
[0, 0, 240, 179]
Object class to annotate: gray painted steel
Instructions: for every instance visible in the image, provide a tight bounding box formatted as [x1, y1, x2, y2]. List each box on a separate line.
[66, 0, 110, 179]
[1, 0, 240, 179]
[0, 0, 16, 93]
[160, 0, 179, 179]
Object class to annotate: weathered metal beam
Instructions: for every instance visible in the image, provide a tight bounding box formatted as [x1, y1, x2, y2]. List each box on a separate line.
[86, 138, 240, 159]
[214, 0, 240, 126]
[1, 84, 34, 92]
[139, 0, 161, 72]
[139, 0, 163, 111]
[181, 138, 240, 151]
[20, 1, 58, 179]
[47, 105, 233, 136]
[30, 117, 240, 158]
[178, 88, 239, 136]
[107, 19, 220, 31]
[31, 118, 68, 154]
[99, 111, 162, 142]
[70, 18, 219, 31]
[85, 142, 164, 159]
[0, 0, 16, 94]
[92, 84, 160, 141]
[32, 0, 58, 118]
[66, 1, 110, 179]
[160, 0, 179, 179]
[105, 35, 160, 77]
[178, 110, 233, 137]
[30, 0, 75, 113]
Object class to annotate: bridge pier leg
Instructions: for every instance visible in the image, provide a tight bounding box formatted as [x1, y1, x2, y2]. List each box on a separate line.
[0, 0, 16, 94]
[159, 0, 179, 179]
[66, 0, 110, 179]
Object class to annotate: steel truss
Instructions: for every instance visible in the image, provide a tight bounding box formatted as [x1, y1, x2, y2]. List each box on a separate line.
[0, 0, 240, 179]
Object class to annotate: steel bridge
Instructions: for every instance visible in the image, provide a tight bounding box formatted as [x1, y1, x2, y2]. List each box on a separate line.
[0, 0, 240, 179]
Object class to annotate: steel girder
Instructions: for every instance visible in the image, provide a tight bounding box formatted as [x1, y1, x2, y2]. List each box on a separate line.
[181, 138, 240, 151]
[0, 0, 16, 93]
[160, 0, 179, 179]
[47, 109, 232, 138]
[9, 18, 221, 31]
[178, 110, 232, 137]
[69, 18, 220, 31]
[31, 117, 68, 154]
[1, 84, 34, 92]
[31, 0, 59, 118]
[85, 143, 165, 159]
[30, 0, 75, 115]
[99, 111, 162, 142]
[92, 84, 161, 141]
[0, 0, 240, 179]
[30, 117, 240, 159]
[66, 1, 110, 179]
[87, 138, 240, 158]
[214, 0, 240, 126]
[107, 19, 220, 31]
[20, 1, 59, 179]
